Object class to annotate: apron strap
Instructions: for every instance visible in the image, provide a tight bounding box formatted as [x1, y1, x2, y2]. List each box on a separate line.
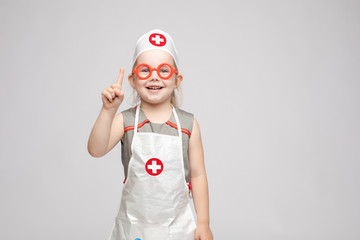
[172, 104, 182, 138]
[134, 104, 141, 133]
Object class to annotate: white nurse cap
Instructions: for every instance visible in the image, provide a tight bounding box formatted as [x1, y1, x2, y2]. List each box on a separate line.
[132, 29, 178, 67]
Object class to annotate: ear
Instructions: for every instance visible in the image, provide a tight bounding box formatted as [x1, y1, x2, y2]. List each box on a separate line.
[128, 74, 135, 89]
[175, 74, 183, 88]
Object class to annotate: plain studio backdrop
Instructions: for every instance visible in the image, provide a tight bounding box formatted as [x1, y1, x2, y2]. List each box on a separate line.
[1, 0, 359, 239]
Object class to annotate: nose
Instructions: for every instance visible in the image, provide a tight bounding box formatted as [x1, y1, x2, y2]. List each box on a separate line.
[149, 69, 160, 80]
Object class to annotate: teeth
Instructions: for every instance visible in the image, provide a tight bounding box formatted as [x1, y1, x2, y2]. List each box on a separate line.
[148, 87, 161, 89]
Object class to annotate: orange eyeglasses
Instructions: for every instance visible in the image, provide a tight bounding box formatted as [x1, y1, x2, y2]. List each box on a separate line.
[132, 63, 178, 80]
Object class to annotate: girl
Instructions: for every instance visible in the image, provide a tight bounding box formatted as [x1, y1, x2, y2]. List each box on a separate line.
[88, 29, 213, 240]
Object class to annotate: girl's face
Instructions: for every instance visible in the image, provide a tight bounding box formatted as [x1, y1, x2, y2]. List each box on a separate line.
[128, 49, 182, 105]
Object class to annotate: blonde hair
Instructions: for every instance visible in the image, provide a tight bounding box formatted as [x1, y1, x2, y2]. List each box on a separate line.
[129, 58, 183, 108]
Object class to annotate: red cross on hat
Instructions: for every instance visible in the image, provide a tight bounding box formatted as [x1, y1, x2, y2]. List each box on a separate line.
[149, 33, 167, 47]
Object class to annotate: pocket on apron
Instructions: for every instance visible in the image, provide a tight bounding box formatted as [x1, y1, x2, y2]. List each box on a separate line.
[129, 224, 170, 240]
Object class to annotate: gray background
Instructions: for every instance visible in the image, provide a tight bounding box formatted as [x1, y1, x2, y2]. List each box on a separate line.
[1, 0, 359, 239]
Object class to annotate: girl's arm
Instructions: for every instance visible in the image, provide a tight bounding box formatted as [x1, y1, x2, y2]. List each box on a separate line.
[87, 107, 124, 158]
[189, 118, 213, 239]
[88, 68, 125, 158]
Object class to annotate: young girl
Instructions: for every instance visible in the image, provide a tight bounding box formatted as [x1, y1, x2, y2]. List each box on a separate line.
[88, 29, 213, 240]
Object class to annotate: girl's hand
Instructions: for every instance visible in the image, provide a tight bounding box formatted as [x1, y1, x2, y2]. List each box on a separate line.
[101, 67, 125, 111]
[194, 223, 213, 240]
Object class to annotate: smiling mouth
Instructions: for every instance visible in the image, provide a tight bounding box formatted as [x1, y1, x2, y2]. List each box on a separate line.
[146, 87, 163, 90]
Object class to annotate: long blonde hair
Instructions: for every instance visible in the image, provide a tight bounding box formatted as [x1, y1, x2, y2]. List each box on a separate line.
[129, 59, 183, 108]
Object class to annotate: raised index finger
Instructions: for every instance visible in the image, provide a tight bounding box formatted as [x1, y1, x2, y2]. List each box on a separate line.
[117, 67, 124, 87]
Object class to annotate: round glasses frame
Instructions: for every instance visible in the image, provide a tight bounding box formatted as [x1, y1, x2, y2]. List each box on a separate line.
[132, 63, 178, 80]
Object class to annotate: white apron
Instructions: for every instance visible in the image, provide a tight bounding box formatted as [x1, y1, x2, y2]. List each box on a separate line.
[107, 103, 196, 240]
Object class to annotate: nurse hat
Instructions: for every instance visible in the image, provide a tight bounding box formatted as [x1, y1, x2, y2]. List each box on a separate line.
[132, 29, 178, 67]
